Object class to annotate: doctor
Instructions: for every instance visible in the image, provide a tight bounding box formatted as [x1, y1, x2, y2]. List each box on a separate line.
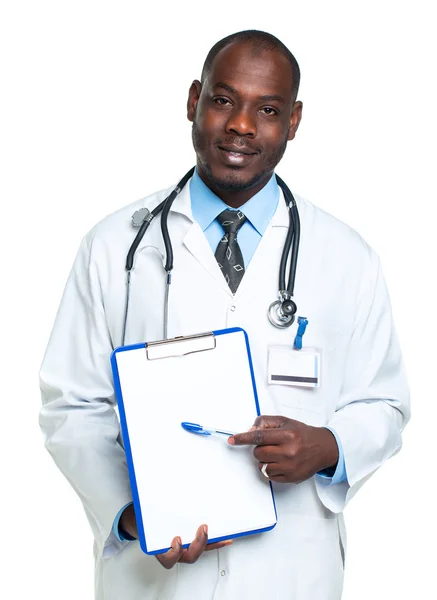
[39, 30, 410, 600]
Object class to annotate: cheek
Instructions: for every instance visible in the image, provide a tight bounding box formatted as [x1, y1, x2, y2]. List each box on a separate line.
[196, 105, 226, 135]
[260, 124, 288, 146]
[261, 128, 289, 160]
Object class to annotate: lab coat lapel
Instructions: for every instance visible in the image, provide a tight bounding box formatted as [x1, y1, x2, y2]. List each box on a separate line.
[170, 179, 234, 296]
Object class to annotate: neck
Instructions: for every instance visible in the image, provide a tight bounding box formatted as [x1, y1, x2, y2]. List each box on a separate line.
[196, 165, 272, 208]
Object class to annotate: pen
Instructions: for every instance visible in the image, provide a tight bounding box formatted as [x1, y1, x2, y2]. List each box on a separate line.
[181, 421, 237, 437]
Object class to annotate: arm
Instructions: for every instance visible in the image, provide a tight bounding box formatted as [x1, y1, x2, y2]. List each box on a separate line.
[230, 251, 409, 510]
[39, 234, 133, 558]
[315, 251, 410, 512]
[40, 233, 234, 564]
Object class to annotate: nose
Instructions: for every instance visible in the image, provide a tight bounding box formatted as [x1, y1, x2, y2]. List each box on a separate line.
[225, 106, 256, 138]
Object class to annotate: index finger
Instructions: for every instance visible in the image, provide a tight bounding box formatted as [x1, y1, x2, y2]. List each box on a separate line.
[228, 428, 282, 446]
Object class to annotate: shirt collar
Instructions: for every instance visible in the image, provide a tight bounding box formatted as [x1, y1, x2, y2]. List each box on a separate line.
[190, 168, 279, 236]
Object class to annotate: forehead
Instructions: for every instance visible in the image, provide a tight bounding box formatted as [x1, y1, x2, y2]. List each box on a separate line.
[206, 42, 294, 102]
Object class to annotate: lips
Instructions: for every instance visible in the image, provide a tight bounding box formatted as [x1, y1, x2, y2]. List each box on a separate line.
[217, 145, 258, 167]
[217, 144, 257, 156]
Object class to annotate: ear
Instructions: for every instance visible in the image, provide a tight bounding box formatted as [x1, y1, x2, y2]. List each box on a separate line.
[187, 80, 202, 122]
[287, 101, 303, 141]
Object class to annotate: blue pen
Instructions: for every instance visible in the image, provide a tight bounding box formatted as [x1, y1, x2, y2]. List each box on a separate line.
[181, 421, 236, 437]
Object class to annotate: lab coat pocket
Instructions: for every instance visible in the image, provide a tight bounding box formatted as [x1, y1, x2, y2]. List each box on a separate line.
[272, 322, 347, 423]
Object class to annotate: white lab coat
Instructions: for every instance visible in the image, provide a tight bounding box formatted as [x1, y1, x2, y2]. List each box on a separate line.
[39, 179, 410, 600]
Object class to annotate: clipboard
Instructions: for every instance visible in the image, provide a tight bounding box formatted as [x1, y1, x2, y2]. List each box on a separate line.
[111, 327, 277, 555]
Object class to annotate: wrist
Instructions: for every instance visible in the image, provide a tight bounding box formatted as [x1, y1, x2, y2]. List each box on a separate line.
[318, 427, 339, 471]
[119, 504, 138, 539]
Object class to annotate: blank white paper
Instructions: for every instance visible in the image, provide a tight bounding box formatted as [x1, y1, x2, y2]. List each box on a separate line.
[113, 329, 277, 554]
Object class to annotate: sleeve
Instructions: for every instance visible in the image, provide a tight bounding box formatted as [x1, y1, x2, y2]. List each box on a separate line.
[113, 503, 136, 541]
[316, 427, 348, 484]
[315, 250, 410, 513]
[39, 234, 133, 558]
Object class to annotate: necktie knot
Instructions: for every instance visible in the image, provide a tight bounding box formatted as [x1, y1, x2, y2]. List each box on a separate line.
[216, 209, 247, 235]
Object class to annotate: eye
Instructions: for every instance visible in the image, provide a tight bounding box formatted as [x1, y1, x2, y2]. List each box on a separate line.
[260, 106, 279, 116]
[213, 97, 232, 107]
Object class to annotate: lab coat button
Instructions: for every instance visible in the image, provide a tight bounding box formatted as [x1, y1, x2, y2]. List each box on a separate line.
[220, 570, 226, 576]
[230, 305, 236, 312]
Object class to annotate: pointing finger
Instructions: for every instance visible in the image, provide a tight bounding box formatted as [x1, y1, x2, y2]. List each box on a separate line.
[228, 428, 282, 446]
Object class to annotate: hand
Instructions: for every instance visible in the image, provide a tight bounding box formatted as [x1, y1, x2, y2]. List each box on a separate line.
[228, 415, 339, 484]
[156, 525, 233, 569]
[119, 507, 232, 569]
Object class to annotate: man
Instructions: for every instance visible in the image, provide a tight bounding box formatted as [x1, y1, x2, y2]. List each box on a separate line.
[39, 30, 410, 599]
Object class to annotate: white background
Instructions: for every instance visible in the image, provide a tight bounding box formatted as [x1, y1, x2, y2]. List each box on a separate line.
[1, 1, 435, 598]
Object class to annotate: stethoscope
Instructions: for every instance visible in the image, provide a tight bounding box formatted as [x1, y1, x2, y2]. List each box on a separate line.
[122, 166, 300, 345]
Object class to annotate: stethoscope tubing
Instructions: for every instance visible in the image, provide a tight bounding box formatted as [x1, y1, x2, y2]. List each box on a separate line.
[275, 174, 300, 297]
[125, 200, 166, 271]
[122, 168, 300, 344]
[161, 167, 195, 273]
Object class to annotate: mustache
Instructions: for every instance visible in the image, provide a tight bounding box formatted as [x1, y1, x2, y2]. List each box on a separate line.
[213, 138, 262, 154]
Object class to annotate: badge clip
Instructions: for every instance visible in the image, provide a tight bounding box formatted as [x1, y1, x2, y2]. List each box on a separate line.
[293, 316, 308, 350]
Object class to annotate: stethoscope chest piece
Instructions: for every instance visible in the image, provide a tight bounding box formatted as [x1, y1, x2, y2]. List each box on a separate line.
[268, 293, 297, 328]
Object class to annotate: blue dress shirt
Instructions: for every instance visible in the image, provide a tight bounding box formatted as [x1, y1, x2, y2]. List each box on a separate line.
[112, 170, 347, 541]
[190, 167, 280, 266]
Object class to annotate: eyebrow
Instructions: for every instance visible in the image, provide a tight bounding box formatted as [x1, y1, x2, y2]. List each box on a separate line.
[213, 81, 286, 104]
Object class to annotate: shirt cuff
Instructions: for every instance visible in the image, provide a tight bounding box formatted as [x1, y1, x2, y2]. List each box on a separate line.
[316, 427, 348, 485]
[112, 502, 136, 542]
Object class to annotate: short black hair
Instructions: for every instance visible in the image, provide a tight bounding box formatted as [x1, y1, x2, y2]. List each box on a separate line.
[201, 30, 300, 102]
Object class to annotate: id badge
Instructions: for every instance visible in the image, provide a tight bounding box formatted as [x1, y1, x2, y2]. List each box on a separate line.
[268, 346, 322, 388]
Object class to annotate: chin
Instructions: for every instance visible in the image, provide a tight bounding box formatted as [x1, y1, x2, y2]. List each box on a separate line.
[203, 163, 264, 192]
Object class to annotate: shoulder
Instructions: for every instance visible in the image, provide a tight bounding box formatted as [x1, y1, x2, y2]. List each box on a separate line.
[82, 185, 174, 250]
[295, 192, 376, 262]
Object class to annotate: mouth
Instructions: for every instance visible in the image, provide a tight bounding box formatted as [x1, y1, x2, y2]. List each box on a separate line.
[217, 145, 258, 166]
[218, 144, 258, 156]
